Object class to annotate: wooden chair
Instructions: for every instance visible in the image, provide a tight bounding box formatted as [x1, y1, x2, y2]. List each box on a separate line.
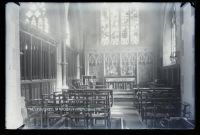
[43, 93, 68, 128]
[89, 90, 111, 128]
[67, 90, 88, 128]
[141, 92, 157, 128]
[26, 99, 43, 128]
[148, 90, 180, 128]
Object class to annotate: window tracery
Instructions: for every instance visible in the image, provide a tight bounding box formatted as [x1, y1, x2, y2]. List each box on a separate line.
[100, 3, 139, 46]
[24, 3, 49, 33]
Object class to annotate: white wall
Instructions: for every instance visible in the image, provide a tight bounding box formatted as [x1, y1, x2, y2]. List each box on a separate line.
[180, 4, 195, 120]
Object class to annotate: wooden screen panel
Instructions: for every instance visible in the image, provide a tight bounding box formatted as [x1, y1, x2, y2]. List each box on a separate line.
[26, 35, 32, 80]
[45, 83, 48, 95]
[20, 32, 25, 80]
[49, 45, 56, 79]
[34, 84, 38, 99]
[52, 47, 56, 78]
[49, 46, 52, 79]
[25, 84, 31, 102]
[43, 42, 46, 79]
[44, 43, 47, 79]
[41, 83, 45, 95]
[42, 41, 49, 79]
[41, 41, 45, 79]
[46, 44, 50, 79]
[21, 84, 26, 98]
[37, 84, 41, 99]
[32, 37, 37, 79]
[33, 38, 41, 79]
[21, 32, 31, 80]
[47, 43, 50, 79]
[31, 84, 35, 100]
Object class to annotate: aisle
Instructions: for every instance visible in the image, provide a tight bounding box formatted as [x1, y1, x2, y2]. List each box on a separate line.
[111, 104, 146, 129]
[110, 89, 145, 129]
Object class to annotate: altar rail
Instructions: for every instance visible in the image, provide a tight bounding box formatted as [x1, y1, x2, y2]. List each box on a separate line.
[105, 76, 136, 90]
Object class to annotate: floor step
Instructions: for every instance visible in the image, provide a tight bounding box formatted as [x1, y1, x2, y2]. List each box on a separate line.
[113, 89, 135, 91]
[111, 109, 138, 115]
[113, 91, 134, 94]
[113, 101, 134, 106]
[113, 95, 133, 98]
[114, 98, 134, 102]
[112, 105, 136, 109]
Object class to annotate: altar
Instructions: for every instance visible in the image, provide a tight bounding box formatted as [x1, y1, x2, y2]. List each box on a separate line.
[104, 76, 136, 90]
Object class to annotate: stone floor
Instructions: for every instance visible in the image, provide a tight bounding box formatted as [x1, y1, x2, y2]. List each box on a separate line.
[111, 105, 146, 129]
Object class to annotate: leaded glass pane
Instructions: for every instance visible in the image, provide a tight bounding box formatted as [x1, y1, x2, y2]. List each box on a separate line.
[110, 6, 119, 45]
[101, 6, 110, 46]
[130, 6, 139, 45]
[31, 16, 37, 26]
[38, 18, 43, 30]
[100, 3, 139, 46]
[24, 3, 49, 33]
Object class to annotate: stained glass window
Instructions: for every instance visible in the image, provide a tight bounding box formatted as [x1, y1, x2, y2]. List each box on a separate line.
[24, 3, 49, 33]
[170, 5, 176, 64]
[121, 4, 130, 45]
[130, 5, 139, 45]
[110, 5, 120, 45]
[100, 3, 139, 46]
[101, 4, 110, 46]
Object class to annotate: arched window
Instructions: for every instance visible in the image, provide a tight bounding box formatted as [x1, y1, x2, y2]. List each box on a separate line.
[24, 3, 49, 33]
[100, 3, 139, 46]
[170, 4, 177, 64]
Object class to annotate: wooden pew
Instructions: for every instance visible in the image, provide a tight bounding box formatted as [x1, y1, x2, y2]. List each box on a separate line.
[135, 87, 181, 128]
[66, 89, 113, 128]
[26, 99, 43, 128]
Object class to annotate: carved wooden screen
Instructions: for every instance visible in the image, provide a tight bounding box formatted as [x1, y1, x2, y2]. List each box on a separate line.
[121, 52, 137, 76]
[88, 51, 154, 85]
[104, 53, 120, 76]
[88, 53, 103, 76]
[138, 51, 153, 83]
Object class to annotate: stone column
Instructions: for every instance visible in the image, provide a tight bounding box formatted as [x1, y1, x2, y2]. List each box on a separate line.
[6, 2, 23, 129]
[62, 3, 70, 88]
[56, 42, 62, 92]
[56, 4, 64, 92]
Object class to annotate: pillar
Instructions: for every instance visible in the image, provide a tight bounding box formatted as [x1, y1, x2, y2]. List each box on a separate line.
[6, 2, 23, 129]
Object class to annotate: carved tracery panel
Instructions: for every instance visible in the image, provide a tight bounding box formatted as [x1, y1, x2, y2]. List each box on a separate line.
[104, 53, 120, 76]
[138, 51, 153, 83]
[121, 53, 137, 76]
[88, 53, 103, 76]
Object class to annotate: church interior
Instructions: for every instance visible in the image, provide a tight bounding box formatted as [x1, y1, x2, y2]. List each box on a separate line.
[6, 2, 195, 129]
